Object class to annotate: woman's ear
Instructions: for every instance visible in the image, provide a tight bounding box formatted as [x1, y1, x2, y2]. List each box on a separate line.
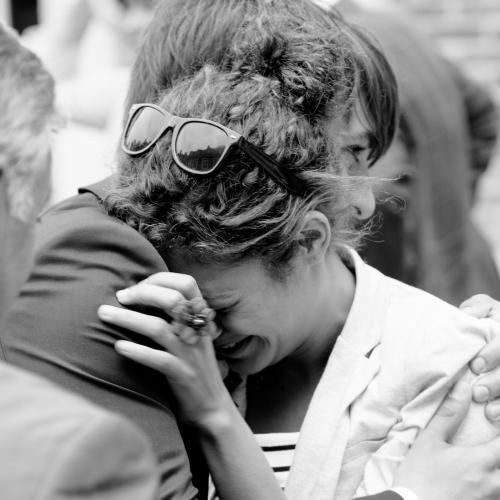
[297, 211, 331, 262]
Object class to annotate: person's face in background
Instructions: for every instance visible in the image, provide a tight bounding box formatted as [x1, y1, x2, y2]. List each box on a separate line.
[325, 101, 377, 219]
[360, 123, 417, 282]
[369, 131, 415, 205]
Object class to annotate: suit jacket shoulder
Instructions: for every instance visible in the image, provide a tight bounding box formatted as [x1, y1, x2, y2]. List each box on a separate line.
[0, 182, 203, 500]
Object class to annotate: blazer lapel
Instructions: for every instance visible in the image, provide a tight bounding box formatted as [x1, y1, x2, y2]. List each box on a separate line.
[286, 251, 389, 500]
[286, 335, 380, 500]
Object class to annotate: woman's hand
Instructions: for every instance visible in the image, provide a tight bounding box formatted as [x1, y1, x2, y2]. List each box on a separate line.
[99, 272, 287, 500]
[97, 272, 234, 431]
[395, 381, 500, 500]
[460, 294, 500, 420]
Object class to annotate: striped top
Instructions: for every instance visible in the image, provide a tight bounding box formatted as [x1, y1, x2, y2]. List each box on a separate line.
[255, 432, 299, 489]
[208, 431, 299, 499]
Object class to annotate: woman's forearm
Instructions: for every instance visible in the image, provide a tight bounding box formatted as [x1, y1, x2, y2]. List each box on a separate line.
[198, 401, 287, 500]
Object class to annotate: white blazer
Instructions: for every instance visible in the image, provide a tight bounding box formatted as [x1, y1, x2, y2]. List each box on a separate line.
[285, 250, 500, 500]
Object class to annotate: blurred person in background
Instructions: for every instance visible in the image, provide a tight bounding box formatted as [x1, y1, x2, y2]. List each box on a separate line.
[0, 362, 159, 500]
[22, 0, 155, 128]
[21, 0, 156, 203]
[314, 0, 500, 305]
[6, 0, 37, 33]
[0, 23, 158, 500]
[0, 21, 54, 319]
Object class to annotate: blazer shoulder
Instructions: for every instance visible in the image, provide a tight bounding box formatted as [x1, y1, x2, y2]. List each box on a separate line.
[380, 281, 491, 400]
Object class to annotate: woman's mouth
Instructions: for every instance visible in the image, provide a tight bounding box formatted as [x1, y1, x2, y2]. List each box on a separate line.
[215, 336, 253, 358]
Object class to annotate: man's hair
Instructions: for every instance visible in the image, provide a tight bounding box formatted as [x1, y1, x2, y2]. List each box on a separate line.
[106, 4, 397, 277]
[124, 0, 397, 158]
[0, 23, 56, 221]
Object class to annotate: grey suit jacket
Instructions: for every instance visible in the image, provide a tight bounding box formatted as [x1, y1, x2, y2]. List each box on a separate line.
[0, 180, 205, 499]
[0, 361, 158, 500]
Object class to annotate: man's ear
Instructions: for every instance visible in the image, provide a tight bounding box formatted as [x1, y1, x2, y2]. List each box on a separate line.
[297, 211, 331, 262]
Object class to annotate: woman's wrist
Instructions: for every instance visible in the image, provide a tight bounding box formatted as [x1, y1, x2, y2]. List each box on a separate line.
[196, 395, 241, 438]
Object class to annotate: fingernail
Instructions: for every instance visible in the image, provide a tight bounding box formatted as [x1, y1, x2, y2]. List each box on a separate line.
[115, 340, 130, 354]
[471, 357, 487, 374]
[473, 385, 490, 403]
[116, 289, 130, 302]
[487, 403, 500, 420]
[98, 305, 113, 320]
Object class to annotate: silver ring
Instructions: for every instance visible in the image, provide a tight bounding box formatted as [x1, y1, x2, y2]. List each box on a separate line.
[184, 312, 209, 331]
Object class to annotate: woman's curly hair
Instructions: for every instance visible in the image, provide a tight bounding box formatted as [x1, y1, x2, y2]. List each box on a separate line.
[126, 0, 397, 156]
[106, 1, 397, 277]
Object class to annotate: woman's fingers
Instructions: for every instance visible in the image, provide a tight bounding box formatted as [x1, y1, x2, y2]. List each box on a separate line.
[175, 322, 202, 345]
[116, 282, 187, 312]
[115, 340, 193, 381]
[141, 272, 202, 300]
[98, 304, 175, 347]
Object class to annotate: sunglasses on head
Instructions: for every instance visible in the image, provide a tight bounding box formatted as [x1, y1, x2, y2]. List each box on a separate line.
[121, 103, 308, 196]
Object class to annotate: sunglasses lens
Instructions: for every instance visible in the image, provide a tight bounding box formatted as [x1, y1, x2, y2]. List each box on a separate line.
[176, 122, 229, 173]
[123, 106, 166, 153]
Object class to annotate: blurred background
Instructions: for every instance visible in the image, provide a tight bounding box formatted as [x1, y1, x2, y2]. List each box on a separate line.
[397, 0, 500, 275]
[0, 0, 499, 272]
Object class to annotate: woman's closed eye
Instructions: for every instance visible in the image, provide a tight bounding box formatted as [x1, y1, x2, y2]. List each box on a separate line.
[211, 300, 240, 321]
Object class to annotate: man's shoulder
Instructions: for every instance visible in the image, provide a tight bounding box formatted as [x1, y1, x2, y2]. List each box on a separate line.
[34, 181, 166, 280]
[0, 362, 158, 500]
[0, 184, 202, 500]
[39, 185, 149, 251]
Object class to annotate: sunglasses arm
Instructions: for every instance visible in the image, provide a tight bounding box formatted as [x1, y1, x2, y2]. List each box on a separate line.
[237, 138, 307, 197]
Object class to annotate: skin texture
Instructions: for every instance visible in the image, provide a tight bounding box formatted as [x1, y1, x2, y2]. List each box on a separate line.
[166, 249, 354, 376]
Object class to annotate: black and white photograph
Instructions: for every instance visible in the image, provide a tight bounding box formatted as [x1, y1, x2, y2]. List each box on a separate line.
[1, 1, 500, 499]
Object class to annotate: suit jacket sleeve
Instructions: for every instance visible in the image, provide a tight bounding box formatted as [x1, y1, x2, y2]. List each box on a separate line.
[0, 192, 203, 500]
